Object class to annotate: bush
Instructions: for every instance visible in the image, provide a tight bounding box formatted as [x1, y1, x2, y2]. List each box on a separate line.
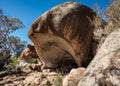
[106, 0, 120, 33]
[6, 56, 23, 74]
[55, 73, 63, 86]
[0, 9, 27, 69]
[31, 58, 37, 64]
[92, 0, 120, 45]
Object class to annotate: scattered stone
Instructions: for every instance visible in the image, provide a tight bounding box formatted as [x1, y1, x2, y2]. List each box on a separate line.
[63, 67, 86, 86]
[22, 64, 32, 73]
[47, 72, 58, 76]
[29, 64, 42, 71]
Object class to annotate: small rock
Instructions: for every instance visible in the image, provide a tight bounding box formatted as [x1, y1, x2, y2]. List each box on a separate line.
[42, 69, 51, 76]
[22, 65, 32, 73]
[63, 67, 86, 86]
[41, 79, 51, 86]
[29, 64, 42, 71]
[13, 81, 20, 85]
[47, 72, 58, 76]
[34, 78, 40, 85]
[23, 75, 36, 84]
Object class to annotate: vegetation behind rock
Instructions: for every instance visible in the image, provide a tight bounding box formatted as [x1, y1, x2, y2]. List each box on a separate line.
[0, 9, 27, 69]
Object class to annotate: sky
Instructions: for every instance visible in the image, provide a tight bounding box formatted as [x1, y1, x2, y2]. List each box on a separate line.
[0, 0, 110, 43]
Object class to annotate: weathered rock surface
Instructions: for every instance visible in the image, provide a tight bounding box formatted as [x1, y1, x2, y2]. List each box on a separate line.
[0, 73, 26, 86]
[78, 29, 120, 86]
[0, 59, 78, 86]
[28, 2, 101, 69]
[20, 44, 39, 63]
[0, 69, 59, 86]
[63, 67, 86, 86]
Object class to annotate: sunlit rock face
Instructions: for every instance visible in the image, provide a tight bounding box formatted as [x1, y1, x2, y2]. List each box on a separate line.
[78, 28, 120, 86]
[20, 44, 38, 63]
[63, 67, 86, 86]
[28, 2, 97, 69]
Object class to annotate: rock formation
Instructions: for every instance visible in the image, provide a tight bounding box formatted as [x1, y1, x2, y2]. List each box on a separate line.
[1, 2, 119, 86]
[63, 67, 86, 86]
[28, 2, 98, 69]
[20, 44, 38, 63]
[78, 28, 120, 86]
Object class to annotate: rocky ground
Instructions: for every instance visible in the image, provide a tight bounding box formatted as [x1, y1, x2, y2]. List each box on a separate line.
[0, 62, 78, 86]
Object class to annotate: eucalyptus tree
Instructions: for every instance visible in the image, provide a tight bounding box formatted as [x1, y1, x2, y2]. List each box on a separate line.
[0, 9, 26, 62]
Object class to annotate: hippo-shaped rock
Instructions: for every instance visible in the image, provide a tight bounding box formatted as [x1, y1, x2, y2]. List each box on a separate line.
[28, 2, 97, 69]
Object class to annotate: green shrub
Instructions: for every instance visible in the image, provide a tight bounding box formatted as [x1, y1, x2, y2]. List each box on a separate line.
[55, 73, 63, 86]
[31, 58, 37, 64]
[106, 0, 120, 33]
[6, 56, 23, 74]
[92, 0, 120, 44]
[0, 9, 27, 69]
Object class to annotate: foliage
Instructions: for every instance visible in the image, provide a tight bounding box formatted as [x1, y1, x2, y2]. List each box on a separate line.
[106, 0, 120, 32]
[0, 9, 27, 64]
[92, 0, 120, 34]
[92, 0, 120, 45]
[92, 3, 107, 20]
[7, 36, 27, 55]
[0, 9, 24, 43]
[91, 4, 107, 45]
[31, 58, 37, 64]
[55, 73, 63, 86]
[6, 56, 23, 74]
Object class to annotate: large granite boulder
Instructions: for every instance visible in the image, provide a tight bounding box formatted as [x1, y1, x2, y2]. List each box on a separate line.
[28, 2, 98, 69]
[78, 28, 120, 86]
